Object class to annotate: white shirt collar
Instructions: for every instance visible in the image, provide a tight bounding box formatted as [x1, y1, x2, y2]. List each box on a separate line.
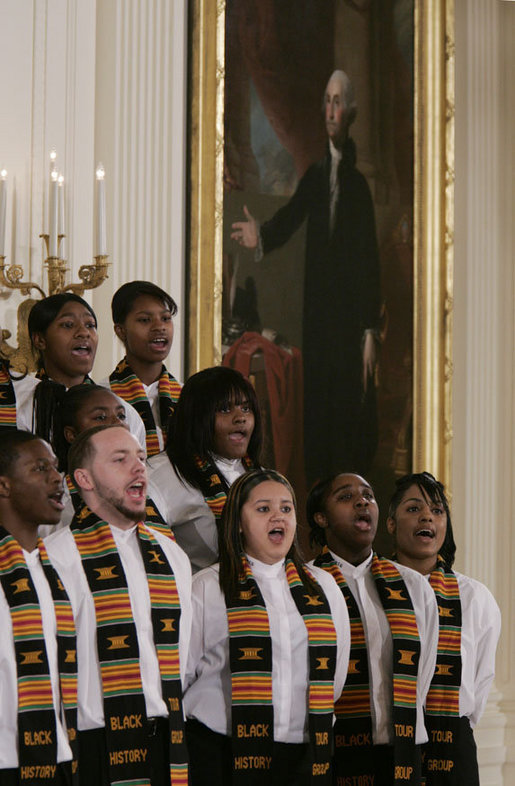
[329, 138, 343, 163]
[246, 553, 285, 579]
[110, 522, 138, 544]
[328, 548, 373, 579]
[23, 547, 40, 566]
[212, 454, 242, 470]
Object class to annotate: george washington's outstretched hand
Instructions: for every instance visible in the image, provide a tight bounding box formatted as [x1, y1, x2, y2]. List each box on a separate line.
[231, 205, 259, 249]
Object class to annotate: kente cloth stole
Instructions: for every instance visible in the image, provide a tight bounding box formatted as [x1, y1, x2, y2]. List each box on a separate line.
[66, 474, 173, 541]
[109, 359, 182, 456]
[0, 363, 17, 429]
[421, 560, 462, 785]
[71, 509, 188, 786]
[371, 554, 422, 785]
[314, 548, 374, 784]
[0, 528, 78, 784]
[194, 454, 254, 519]
[226, 556, 337, 785]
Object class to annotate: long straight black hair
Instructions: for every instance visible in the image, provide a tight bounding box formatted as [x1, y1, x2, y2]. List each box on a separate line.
[165, 366, 262, 490]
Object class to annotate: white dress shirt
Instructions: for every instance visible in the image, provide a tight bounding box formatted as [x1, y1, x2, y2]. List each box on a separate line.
[328, 138, 343, 232]
[183, 557, 351, 743]
[0, 548, 73, 768]
[11, 374, 40, 431]
[314, 551, 438, 745]
[147, 453, 247, 572]
[44, 522, 192, 731]
[426, 571, 500, 727]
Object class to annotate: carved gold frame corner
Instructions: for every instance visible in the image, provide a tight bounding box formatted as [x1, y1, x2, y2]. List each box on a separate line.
[188, 0, 454, 491]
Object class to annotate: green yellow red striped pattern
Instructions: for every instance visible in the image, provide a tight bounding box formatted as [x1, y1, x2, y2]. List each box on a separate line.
[436, 627, 461, 654]
[194, 454, 254, 520]
[146, 575, 180, 606]
[0, 528, 78, 776]
[92, 588, 134, 626]
[72, 509, 187, 783]
[314, 549, 371, 720]
[393, 674, 418, 708]
[73, 525, 119, 558]
[60, 674, 78, 709]
[100, 659, 143, 697]
[302, 615, 338, 646]
[18, 675, 54, 710]
[0, 534, 26, 572]
[232, 673, 273, 705]
[169, 764, 188, 785]
[10, 604, 46, 639]
[38, 541, 77, 712]
[425, 686, 460, 715]
[426, 560, 462, 717]
[386, 610, 420, 641]
[335, 686, 370, 717]
[155, 645, 180, 679]
[109, 359, 182, 456]
[228, 554, 336, 783]
[227, 606, 270, 636]
[309, 681, 335, 714]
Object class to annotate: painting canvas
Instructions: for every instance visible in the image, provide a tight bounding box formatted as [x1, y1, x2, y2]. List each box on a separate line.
[187, 0, 454, 547]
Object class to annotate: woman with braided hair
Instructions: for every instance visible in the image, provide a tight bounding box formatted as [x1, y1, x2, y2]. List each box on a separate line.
[24, 294, 145, 447]
[386, 472, 501, 785]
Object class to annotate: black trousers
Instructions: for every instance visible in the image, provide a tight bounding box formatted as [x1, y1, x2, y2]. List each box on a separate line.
[78, 718, 170, 786]
[333, 745, 395, 786]
[0, 762, 72, 786]
[186, 718, 311, 785]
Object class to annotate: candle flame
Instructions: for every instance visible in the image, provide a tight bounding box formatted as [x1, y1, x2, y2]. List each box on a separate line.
[50, 149, 57, 162]
[96, 164, 105, 180]
[58, 174, 64, 185]
[0, 169, 6, 180]
[51, 170, 59, 182]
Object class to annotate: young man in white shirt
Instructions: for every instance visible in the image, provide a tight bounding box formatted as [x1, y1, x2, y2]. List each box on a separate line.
[44, 425, 192, 786]
[0, 430, 76, 785]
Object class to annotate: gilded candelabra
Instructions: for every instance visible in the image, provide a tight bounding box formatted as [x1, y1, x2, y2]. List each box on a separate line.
[0, 234, 110, 373]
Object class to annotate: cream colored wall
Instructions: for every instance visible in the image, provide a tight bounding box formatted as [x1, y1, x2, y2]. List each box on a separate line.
[91, 0, 187, 381]
[453, 1, 514, 783]
[0, 0, 187, 381]
[0, 1, 513, 782]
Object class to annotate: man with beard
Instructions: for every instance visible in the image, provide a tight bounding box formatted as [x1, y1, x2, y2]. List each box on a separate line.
[44, 425, 192, 786]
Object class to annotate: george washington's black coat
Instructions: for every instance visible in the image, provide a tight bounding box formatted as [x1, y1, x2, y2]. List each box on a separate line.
[260, 138, 381, 482]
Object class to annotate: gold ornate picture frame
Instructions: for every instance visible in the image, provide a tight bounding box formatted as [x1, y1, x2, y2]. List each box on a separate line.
[187, 0, 454, 506]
